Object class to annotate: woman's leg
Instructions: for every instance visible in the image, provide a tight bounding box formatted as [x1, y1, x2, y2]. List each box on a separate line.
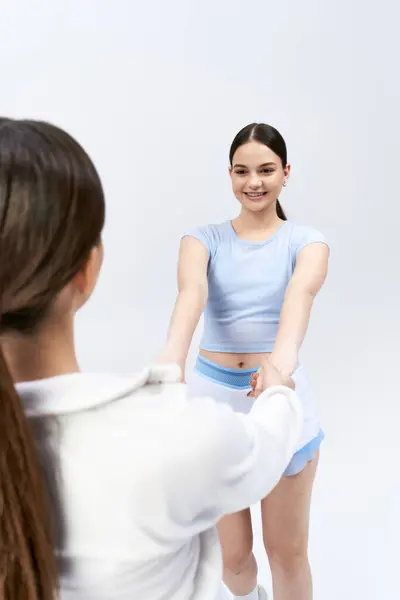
[218, 509, 257, 597]
[261, 452, 319, 600]
[187, 360, 262, 597]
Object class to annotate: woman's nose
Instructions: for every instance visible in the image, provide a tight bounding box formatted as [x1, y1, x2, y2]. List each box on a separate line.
[248, 174, 262, 188]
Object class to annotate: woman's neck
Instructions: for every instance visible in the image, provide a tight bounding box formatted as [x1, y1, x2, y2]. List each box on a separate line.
[233, 204, 284, 237]
[1, 321, 80, 384]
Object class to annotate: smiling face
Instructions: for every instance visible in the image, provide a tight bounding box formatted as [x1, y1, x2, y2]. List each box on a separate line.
[230, 141, 290, 213]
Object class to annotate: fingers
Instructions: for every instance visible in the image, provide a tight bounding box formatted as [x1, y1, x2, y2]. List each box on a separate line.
[248, 371, 259, 398]
[255, 371, 263, 397]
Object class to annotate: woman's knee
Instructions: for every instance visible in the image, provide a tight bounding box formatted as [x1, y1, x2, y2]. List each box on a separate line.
[223, 547, 256, 576]
[218, 512, 254, 574]
[264, 537, 309, 574]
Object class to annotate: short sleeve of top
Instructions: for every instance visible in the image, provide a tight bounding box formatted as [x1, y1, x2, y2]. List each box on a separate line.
[181, 224, 221, 261]
[289, 224, 329, 266]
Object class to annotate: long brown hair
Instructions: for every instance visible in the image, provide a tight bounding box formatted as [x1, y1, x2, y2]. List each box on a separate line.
[229, 123, 288, 220]
[0, 118, 105, 599]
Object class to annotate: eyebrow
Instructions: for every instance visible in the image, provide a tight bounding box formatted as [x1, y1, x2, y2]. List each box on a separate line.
[233, 162, 277, 169]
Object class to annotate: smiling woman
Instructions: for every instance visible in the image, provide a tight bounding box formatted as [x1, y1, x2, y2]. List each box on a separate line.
[0, 117, 307, 600]
[229, 123, 289, 221]
[161, 122, 330, 600]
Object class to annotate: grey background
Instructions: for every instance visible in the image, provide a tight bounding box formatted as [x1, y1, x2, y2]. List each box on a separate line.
[1, 1, 398, 598]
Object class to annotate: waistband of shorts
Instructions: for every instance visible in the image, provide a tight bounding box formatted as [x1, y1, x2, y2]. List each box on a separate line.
[194, 355, 259, 389]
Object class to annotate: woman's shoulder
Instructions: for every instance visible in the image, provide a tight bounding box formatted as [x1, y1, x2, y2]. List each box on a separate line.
[284, 220, 328, 252]
[285, 219, 325, 235]
[183, 220, 230, 237]
[181, 221, 231, 256]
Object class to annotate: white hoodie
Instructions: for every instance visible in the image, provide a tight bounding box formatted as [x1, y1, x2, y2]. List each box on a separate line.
[17, 364, 303, 600]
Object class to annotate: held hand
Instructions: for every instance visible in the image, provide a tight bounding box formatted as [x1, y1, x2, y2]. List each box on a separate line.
[156, 347, 186, 382]
[248, 361, 295, 398]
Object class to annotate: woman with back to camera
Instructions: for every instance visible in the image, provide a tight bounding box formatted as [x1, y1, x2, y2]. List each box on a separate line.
[0, 117, 304, 600]
[160, 123, 330, 600]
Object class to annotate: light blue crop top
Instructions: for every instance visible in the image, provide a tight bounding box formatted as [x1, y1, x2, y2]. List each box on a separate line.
[183, 220, 328, 353]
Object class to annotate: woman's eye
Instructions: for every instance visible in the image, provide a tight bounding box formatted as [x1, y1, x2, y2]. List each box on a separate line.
[235, 170, 246, 175]
[261, 169, 274, 174]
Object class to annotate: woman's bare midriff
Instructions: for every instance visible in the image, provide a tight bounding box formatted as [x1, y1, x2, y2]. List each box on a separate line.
[199, 349, 272, 370]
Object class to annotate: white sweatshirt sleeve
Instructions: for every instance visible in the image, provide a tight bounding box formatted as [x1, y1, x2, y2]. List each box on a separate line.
[158, 384, 303, 533]
[209, 385, 303, 515]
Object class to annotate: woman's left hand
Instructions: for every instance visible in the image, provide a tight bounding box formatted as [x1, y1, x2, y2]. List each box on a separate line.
[247, 360, 295, 398]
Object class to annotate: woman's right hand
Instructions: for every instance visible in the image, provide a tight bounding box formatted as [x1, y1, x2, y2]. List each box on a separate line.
[248, 361, 295, 398]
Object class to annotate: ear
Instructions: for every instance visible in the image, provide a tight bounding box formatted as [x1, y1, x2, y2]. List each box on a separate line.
[284, 163, 291, 179]
[72, 242, 103, 302]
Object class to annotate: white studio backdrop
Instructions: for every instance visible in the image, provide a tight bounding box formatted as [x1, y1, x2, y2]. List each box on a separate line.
[1, 1, 399, 598]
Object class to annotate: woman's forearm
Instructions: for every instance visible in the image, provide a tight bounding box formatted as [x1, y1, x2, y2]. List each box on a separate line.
[270, 285, 314, 375]
[163, 285, 208, 363]
[270, 243, 329, 376]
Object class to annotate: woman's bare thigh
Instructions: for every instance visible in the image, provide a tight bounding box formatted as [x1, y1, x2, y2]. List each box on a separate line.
[261, 452, 319, 559]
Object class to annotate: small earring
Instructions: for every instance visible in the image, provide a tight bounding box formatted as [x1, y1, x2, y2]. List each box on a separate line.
[283, 179, 288, 187]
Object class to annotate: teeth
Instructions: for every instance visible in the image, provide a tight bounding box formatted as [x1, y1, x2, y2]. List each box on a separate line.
[246, 193, 264, 197]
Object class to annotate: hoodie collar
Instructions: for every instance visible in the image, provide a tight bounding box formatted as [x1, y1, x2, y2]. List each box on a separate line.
[16, 364, 182, 417]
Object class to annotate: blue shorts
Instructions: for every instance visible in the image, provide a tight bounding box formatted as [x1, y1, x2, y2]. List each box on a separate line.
[187, 355, 324, 477]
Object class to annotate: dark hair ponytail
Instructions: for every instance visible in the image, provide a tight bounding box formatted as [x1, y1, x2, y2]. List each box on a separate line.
[276, 200, 286, 220]
[0, 346, 58, 599]
[0, 117, 106, 598]
[229, 123, 288, 220]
